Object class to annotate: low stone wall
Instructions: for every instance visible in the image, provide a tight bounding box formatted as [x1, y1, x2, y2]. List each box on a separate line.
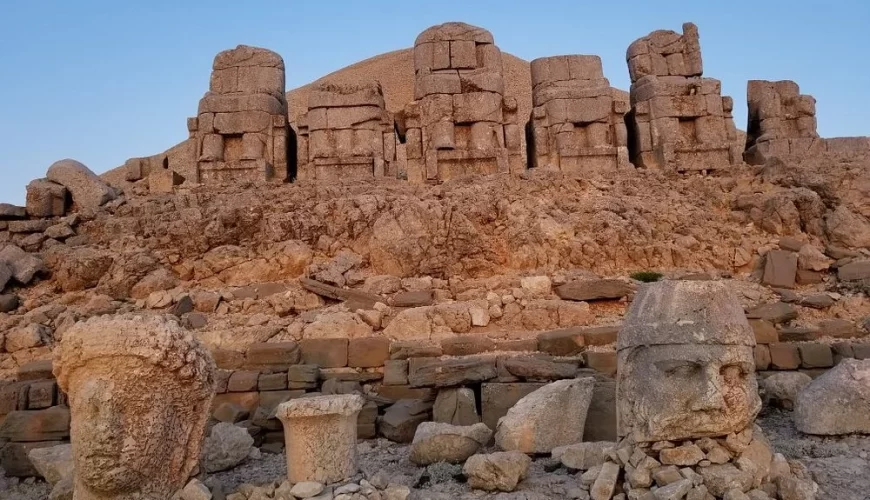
[2, 330, 868, 478]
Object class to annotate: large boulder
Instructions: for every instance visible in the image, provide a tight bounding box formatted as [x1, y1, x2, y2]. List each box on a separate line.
[463, 451, 530, 492]
[50, 247, 114, 292]
[795, 359, 870, 435]
[26, 179, 68, 217]
[202, 422, 254, 472]
[27, 444, 73, 485]
[760, 372, 812, 410]
[409, 422, 492, 465]
[46, 159, 117, 210]
[494, 378, 595, 454]
[0, 245, 47, 285]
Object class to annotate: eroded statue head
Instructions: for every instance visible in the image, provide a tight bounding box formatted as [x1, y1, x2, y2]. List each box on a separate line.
[54, 315, 215, 499]
[616, 280, 761, 443]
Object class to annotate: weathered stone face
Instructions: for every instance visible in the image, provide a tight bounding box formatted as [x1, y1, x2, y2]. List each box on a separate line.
[616, 281, 761, 443]
[54, 315, 216, 500]
[617, 343, 758, 442]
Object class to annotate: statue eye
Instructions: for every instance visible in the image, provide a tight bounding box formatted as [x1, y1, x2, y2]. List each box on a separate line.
[656, 361, 700, 376]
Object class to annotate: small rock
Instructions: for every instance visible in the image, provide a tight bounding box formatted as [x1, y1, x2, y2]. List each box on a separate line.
[653, 478, 692, 500]
[27, 444, 73, 485]
[0, 293, 19, 312]
[761, 372, 812, 410]
[290, 482, 325, 499]
[552, 441, 615, 470]
[659, 444, 704, 466]
[409, 422, 492, 465]
[590, 461, 620, 500]
[202, 422, 254, 472]
[463, 451, 530, 492]
[181, 479, 212, 500]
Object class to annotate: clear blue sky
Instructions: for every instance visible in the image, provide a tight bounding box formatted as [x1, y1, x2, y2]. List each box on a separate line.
[2, 1, 868, 205]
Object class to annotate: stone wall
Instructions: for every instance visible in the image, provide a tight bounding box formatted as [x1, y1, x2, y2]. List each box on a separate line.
[625, 23, 742, 172]
[528, 55, 630, 173]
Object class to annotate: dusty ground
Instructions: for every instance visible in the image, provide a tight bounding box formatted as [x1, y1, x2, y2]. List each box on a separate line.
[4, 408, 870, 499]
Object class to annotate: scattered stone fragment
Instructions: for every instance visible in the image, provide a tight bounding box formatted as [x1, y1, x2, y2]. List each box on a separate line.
[433, 387, 480, 425]
[379, 399, 433, 443]
[495, 378, 594, 454]
[552, 441, 615, 470]
[590, 461, 620, 500]
[795, 358, 870, 435]
[27, 443, 73, 485]
[203, 422, 254, 473]
[463, 451, 531, 492]
[409, 422, 493, 465]
[659, 444, 704, 466]
[556, 279, 632, 301]
[290, 482, 326, 499]
[181, 479, 212, 500]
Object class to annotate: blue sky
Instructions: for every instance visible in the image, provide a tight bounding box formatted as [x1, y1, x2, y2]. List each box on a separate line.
[1, 1, 868, 205]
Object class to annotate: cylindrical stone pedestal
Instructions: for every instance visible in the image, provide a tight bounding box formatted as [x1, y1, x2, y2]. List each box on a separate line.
[276, 394, 365, 484]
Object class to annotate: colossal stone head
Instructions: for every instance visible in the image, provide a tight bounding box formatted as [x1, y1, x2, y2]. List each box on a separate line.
[54, 315, 216, 500]
[616, 280, 761, 443]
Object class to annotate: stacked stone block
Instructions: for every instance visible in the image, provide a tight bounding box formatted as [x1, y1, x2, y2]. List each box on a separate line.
[529, 55, 630, 173]
[401, 22, 523, 183]
[188, 45, 291, 183]
[625, 23, 741, 172]
[296, 82, 398, 181]
[744, 80, 820, 164]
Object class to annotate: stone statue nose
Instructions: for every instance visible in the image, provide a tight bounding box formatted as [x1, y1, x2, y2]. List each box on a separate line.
[691, 366, 726, 411]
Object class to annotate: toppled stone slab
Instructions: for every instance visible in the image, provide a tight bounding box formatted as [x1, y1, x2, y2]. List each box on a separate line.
[0, 204, 26, 220]
[0, 244, 46, 285]
[795, 358, 870, 435]
[495, 378, 595, 454]
[300, 277, 383, 311]
[378, 399, 433, 443]
[463, 451, 531, 492]
[838, 260, 870, 281]
[409, 422, 492, 465]
[552, 441, 614, 470]
[433, 387, 480, 425]
[408, 357, 497, 388]
[745, 302, 797, 325]
[555, 279, 632, 301]
[762, 250, 797, 289]
[46, 159, 117, 209]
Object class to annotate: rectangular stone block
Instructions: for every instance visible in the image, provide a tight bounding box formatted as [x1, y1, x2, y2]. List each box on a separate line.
[450, 40, 477, 69]
[762, 250, 798, 289]
[26, 381, 56, 410]
[481, 382, 546, 431]
[769, 343, 801, 370]
[583, 351, 617, 375]
[433, 41, 451, 70]
[211, 392, 260, 416]
[750, 320, 779, 344]
[287, 364, 320, 389]
[348, 337, 391, 368]
[755, 345, 771, 370]
[258, 372, 288, 391]
[798, 343, 834, 368]
[0, 440, 64, 477]
[408, 357, 497, 388]
[17, 360, 53, 382]
[0, 406, 70, 442]
[374, 385, 436, 403]
[415, 72, 461, 99]
[300, 338, 349, 368]
[245, 342, 300, 369]
[227, 370, 259, 392]
[383, 360, 409, 386]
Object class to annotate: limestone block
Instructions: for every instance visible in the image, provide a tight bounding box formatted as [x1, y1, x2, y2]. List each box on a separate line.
[453, 92, 503, 123]
[308, 83, 385, 109]
[450, 40, 477, 69]
[202, 422, 254, 472]
[148, 169, 184, 194]
[433, 387, 480, 425]
[213, 111, 272, 134]
[477, 43, 502, 70]
[432, 41, 451, 70]
[494, 378, 595, 454]
[409, 422, 492, 465]
[415, 22, 495, 45]
[236, 65, 284, 97]
[794, 359, 870, 435]
[198, 93, 285, 115]
[762, 250, 797, 289]
[27, 443, 73, 485]
[326, 106, 385, 129]
[0, 406, 69, 442]
[25, 179, 67, 218]
[459, 69, 505, 94]
[209, 67, 238, 94]
[241, 133, 266, 160]
[414, 42, 434, 72]
[276, 394, 365, 484]
[46, 159, 116, 210]
[415, 72, 461, 99]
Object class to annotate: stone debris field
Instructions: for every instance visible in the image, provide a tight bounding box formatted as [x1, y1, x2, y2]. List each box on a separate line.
[1, 20, 870, 500]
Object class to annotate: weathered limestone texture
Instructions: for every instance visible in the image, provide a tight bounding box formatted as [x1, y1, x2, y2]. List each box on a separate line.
[53, 315, 216, 500]
[529, 55, 631, 173]
[188, 45, 290, 184]
[296, 82, 398, 181]
[625, 23, 741, 172]
[616, 280, 761, 442]
[400, 22, 523, 183]
[276, 394, 365, 484]
[744, 80, 821, 164]
[794, 358, 870, 435]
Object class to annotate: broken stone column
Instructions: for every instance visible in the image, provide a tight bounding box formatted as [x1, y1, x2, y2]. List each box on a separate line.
[616, 280, 761, 442]
[529, 55, 630, 173]
[401, 22, 523, 183]
[276, 394, 365, 484]
[625, 23, 741, 172]
[296, 82, 398, 181]
[744, 80, 821, 164]
[189, 45, 290, 184]
[53, 315, 216, 500]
